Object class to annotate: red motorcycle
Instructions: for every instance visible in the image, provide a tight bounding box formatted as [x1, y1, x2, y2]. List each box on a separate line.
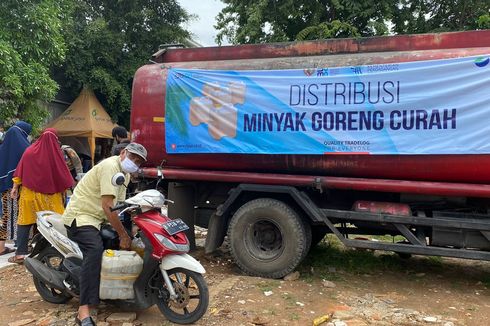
[25, 174, 209, 324]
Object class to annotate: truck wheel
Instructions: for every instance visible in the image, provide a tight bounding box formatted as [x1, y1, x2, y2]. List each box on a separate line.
[228, 198, 311, 279]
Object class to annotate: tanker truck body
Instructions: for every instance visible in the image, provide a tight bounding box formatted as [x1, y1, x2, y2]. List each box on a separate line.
[131, 30, 490, 278]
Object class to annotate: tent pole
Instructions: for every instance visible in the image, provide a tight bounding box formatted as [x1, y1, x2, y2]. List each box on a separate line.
[90, 132, 96, 167]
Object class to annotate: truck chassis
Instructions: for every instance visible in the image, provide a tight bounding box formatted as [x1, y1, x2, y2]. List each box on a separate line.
[140, 169, 490, 279]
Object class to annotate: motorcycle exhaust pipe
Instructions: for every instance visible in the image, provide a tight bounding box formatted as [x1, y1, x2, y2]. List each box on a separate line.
[24, 257, 68, 292]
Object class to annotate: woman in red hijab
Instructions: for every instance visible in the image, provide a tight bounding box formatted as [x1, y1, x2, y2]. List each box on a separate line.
[9, 128, 74, 263]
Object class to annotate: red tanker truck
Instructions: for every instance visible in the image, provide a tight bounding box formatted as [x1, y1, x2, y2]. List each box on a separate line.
[131, 30, 490, 278]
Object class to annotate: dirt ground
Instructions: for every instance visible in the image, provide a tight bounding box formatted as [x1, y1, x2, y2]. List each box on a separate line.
[0, 240, 489, 326]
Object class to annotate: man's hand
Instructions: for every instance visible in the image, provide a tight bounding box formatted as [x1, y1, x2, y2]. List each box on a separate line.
[119, 233, 131, 250]
[102, 195, 132, 250]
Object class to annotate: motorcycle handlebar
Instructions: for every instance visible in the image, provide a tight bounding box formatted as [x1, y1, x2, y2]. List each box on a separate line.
[110, 203, 129, 212]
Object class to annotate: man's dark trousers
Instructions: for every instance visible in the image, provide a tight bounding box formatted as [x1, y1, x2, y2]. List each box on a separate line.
[66, 221, 104, 305]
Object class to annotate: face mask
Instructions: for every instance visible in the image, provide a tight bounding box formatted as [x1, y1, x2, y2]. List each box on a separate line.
[121, 158, 139, 173]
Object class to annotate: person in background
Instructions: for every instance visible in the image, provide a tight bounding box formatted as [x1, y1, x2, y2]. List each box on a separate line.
[62, 144, 84, 182]
[8, 128, 74, 264]
[80, 153, 93, 173]
[0, 121, 32, 255]
[60, 137, 92, 173]
[63, 143, 147, 326]
[111, 126, 130, 156]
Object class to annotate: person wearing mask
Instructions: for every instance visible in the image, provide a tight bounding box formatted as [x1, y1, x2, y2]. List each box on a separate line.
[111, 126, 130, 156]
[9, 128, 74, 264]
[62, 143, 147, 326]
[0, 121, 32, 255]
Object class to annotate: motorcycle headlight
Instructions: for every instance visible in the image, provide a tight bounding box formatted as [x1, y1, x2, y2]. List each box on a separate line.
[154, 233, 189, 253]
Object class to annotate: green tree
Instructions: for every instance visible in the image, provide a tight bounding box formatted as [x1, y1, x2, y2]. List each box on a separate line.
[61, 0, 191, 126]
[392, 0, 490, 34]
[0, 0, 71, 130]
[296, 20, 361, 41]
[215, 0, 490, 45]
[478, 14, 490, 29]
[215, 0, 394, 44]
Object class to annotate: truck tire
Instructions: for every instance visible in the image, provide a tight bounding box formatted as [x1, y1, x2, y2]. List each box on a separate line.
[228, 198, 311, 279]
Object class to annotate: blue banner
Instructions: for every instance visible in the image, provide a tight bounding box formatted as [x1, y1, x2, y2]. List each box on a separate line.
[165, 55, 490, 154]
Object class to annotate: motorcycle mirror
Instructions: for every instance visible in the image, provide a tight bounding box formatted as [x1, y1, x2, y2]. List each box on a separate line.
[111, 172, 126, 186]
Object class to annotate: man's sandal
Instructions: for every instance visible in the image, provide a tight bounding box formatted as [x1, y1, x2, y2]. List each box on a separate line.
[0, 247, 15, 256]
[7, 256, 24, 264]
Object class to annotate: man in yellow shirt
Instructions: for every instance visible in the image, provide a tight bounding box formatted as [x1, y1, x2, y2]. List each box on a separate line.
[63, 143, 147, 326]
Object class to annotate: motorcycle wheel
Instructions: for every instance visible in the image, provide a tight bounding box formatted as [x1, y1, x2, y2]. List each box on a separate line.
[156, 268, 209, 324]
[32, 247, 73, 304]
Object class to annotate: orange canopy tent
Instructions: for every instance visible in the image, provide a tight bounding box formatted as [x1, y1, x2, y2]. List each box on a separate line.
[46, 88, 116, 163]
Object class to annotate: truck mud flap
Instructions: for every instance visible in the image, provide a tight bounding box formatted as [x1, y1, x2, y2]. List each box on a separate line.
[204, 213, 227, 254]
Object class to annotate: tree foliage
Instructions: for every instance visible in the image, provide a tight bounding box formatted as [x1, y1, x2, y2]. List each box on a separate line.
[215, 0, 490, 45]
[0, 0, 71, 130]
[61, 0, 191, 126]
[215, 0, 392, 44]
[296, 20, 360, 41]
[392, 0, 490, 34]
